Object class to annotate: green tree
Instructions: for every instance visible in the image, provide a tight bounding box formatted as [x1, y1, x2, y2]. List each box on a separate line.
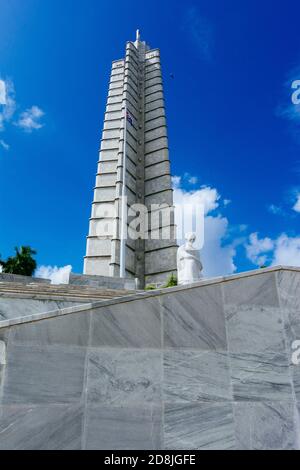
[0, 246, 37, 276]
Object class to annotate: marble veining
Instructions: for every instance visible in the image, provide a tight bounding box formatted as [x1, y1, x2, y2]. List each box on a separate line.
[10, 312, 91, 347]
[162, 285, 227, 350]
[223, 272, 279, 308]
[233, 402, 297, 450]
[84, 405, 162, 450]
[164, 403, 236, 450]
[0, 298, 79, 322]
[87, 349, 162, 405]
[0, 267, 299, 450]
[230, 352, 293, 402]
[2, 344, 86, 405]
[91, 298, 161, 348]
[164, 350, 232, 403]
[277, 270, 300, 311]
[0, 404, 83, 450]
[291, 363, 300, 402]
[225, 305, 285, 354]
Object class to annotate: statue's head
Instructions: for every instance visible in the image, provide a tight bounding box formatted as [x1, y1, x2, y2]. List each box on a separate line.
[185, 232, 196, 244]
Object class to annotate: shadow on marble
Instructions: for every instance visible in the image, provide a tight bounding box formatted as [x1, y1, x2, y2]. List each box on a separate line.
[2, 344, 86, 405]
[85, 405, 162, 450]
[91, 298, 161, 348]
[10, 312, 91, 347]
[87, 348, 162, 406]
[164, 402, 235, 450]
[230, 351, 293, 402]
[0, 404, 83, 450]
[233, 402, 297, 450]
[225, 305, 285, 354]
[223, 272, 279, 308]
[162, 285, 227, 350]
[164, 350, 232, 403]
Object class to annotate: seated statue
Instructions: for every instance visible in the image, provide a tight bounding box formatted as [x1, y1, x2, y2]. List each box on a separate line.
[177, 233, 203, 285]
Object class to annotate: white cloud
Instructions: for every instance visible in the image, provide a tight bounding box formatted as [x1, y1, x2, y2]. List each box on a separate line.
[246, 232, 300, 268]
[173, 177, 220, 216]
[201, 215, 237, 277]
[272, 234, 300, 266]
[173, 175, 237, 277]
[183, 7, 214, 61]
[245, 232, 274, 266]
[35, 265, 72, 285]
[0, 79, 16, 131]
[16, 105, 44, 132]
[0, 139, 9, 151]
[293, 193, 300, 213]
[183, 173, 198, 185]
[268, 204, 283, 215]
[0, 79, 6, 105]
[188, 176, 198, 185]
[172, 175, 182, 189]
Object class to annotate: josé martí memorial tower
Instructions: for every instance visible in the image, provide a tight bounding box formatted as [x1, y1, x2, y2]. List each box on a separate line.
[84, 31, 177, 288]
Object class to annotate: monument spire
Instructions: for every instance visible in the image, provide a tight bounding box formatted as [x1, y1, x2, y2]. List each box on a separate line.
[84, 34, 177, 287]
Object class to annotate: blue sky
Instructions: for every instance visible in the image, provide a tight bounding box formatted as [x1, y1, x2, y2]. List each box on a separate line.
[0, 0, 300, 279]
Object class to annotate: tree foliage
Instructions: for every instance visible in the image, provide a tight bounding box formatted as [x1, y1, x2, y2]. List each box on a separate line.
[0, 246, 37, 276]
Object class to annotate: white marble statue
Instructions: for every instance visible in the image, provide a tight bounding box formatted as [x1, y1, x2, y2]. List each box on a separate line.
[177, 233, 203, 285]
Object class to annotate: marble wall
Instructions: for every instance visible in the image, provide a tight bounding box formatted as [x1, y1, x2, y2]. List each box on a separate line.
[0, 268, 299, 450]
[0, 298, 82, 322]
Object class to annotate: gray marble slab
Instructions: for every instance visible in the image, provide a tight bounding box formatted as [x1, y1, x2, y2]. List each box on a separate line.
[162, 285, 227, 350]
[225, 305, 285, 354]
[0, 404, 83, 450]
[291, 363, 300, 402]
[284, 309, 300, 347]
[164, 350, 232, 403]
[230, 352, 293, 401]
[0, 365, 4, 397]
[0, 328, 10, 343]
[0, 298, 79, 322]
[87, 349, 162, 406]
[164, 403, 235, 450]
[85, 405, 162, 450]
[233, 402, 297, 450]
[2, 344, 86, 405]
[223, 272, 279, 307]
[91, 298, 161, 348]
[277, 270, 300, 311]
[10, 312, 91, 347]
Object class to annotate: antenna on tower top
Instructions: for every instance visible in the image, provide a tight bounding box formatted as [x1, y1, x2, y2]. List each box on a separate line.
[136, 29, 141, 42]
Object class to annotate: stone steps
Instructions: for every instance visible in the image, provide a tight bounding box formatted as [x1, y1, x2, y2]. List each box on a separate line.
[0, 281, 135, 302]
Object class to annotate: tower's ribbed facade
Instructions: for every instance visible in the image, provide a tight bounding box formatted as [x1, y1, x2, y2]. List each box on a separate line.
[84, 32, 177, 287]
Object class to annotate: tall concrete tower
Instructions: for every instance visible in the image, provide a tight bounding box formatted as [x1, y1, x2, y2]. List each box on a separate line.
[84, 31, 177, 287]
